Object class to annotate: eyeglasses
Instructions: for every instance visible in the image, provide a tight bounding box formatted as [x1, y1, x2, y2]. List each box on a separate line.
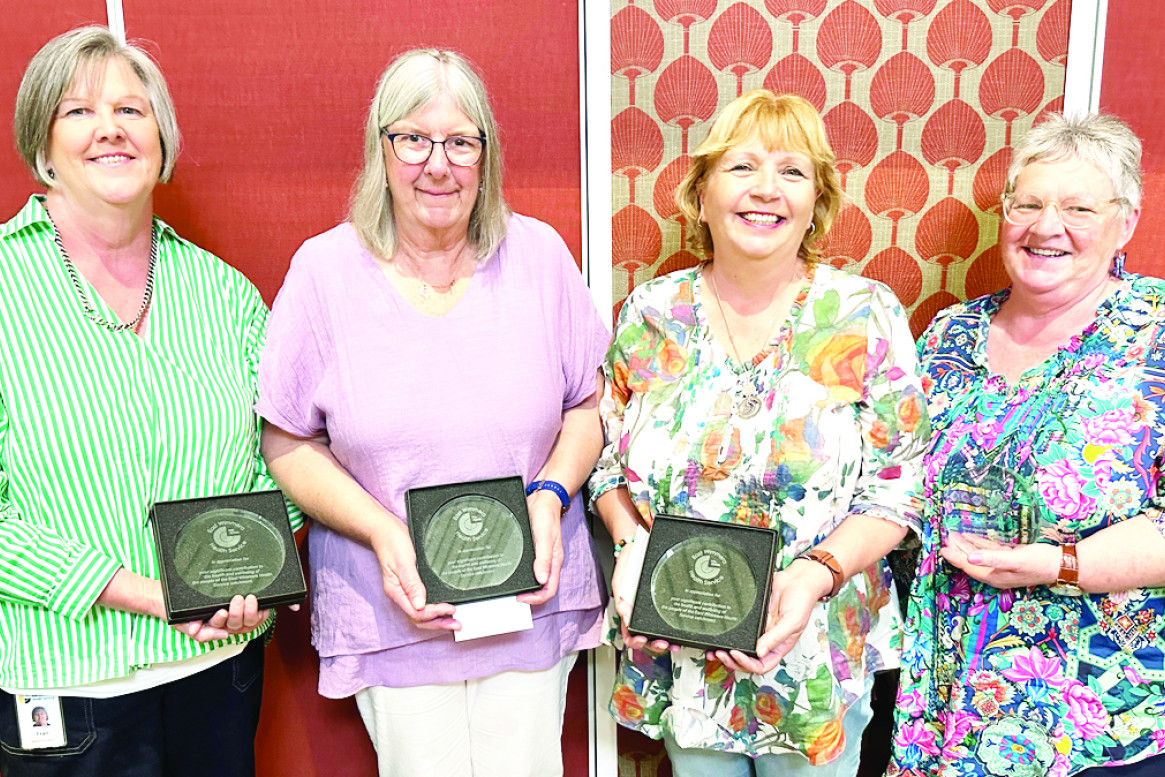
[380, 130, 486, 167]
[1001, 193, 1125, 229]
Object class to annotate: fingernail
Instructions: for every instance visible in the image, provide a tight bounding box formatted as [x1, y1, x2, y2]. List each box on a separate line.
[968, 553, 982, 564]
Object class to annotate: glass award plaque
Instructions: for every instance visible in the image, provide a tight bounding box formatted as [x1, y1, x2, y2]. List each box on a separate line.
[629, 514, 778, 655]
[406, 476, 539, 605]
[150, 490, 306, 623]
[937, 462, 1041, 545]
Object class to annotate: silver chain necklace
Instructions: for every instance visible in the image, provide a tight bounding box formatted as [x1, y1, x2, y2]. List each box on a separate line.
[48, 214, 157, 333]
[707, 268, 786, 420]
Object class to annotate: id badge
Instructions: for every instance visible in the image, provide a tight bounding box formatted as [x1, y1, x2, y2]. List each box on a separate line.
[14, 694, 66, 749]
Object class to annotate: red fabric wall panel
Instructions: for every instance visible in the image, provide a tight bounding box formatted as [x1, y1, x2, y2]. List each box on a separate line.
[1102, 0, 1165, 278]
[122, 0, 582, 304]
[0, 2, 108, 218]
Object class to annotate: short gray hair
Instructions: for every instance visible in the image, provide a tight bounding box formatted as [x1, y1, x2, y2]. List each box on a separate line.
[349, 49, 509, 261]
[14, 26, 180, 188]
[1005, 112, 1142, 213]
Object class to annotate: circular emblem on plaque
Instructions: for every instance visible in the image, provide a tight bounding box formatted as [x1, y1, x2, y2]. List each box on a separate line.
[457, 508, 486, 538]
[212, 524, 243, 549]
[649, 536, 756, 637]
[692, 550, 724, 582]
[424, 495, 523, 591]
[174, 508, 285, 598]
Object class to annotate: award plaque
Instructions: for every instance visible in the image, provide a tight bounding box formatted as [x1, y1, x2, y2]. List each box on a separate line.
[406, 476, 540, 605]
[629, 514, 778, 655]
[937, 462, 1041, 545]
[150, 490, 306, 623]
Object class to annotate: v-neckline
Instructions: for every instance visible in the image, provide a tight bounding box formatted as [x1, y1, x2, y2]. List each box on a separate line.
[692, 262, 816, 373]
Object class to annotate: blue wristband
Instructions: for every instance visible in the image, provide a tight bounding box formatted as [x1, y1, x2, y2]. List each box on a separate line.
[525, 480, 570, 513]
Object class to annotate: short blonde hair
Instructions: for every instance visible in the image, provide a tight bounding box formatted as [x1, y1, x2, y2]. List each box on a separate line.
[15, 25, 180, 187]
[1005, 112, 1142, 214]
[349, 49, 509, 261]
[675, 90, 840, 262]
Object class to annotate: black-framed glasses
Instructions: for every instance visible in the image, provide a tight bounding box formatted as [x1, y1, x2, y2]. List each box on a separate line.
[380, 130, 486, 167]
[1001, 193, 1125, 229]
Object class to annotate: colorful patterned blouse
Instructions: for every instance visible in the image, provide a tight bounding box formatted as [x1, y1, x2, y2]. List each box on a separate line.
[889, 275, 1165, 777]
[590, 263, 928, 761]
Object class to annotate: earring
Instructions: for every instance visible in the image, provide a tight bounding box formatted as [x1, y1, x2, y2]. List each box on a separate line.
[46, 167, 55, 180]
[1111, 250, 1127, 277]
[807, 221, 816, 234]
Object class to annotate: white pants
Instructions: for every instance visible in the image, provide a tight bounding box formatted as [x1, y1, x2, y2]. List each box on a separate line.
[354, 653, 577, 777]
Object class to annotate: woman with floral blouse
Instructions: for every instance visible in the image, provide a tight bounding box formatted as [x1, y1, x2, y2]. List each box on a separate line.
[888, 113, 1165, 777]
[590, 90, 929, 776]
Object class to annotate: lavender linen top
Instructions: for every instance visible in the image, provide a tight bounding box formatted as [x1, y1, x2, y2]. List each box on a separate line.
[257, 214, 609, 696]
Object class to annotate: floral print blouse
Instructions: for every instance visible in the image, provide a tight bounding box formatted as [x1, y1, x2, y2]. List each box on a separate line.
[590, 263, 928, 761]
[889, 275, 1165, 777]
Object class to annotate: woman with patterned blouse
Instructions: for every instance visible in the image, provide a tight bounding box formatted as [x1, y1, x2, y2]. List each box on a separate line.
[888, 114, 1165, 777]
[590, 90, 929, 776]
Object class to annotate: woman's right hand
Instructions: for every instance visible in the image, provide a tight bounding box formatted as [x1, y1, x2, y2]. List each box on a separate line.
[370, 521, 458, 630]
[612, 543, 674, 653]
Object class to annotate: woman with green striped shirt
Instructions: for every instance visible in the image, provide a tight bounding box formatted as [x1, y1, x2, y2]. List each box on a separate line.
[0, 26, 294, 777]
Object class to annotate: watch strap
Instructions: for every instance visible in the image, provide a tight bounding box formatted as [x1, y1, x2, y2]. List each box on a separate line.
[525, 479, 570, 513]
[1056, 542, 1079, 589]
[801, 548, 844, 601]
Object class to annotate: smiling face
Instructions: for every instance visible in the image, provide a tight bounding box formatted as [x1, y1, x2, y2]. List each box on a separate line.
[46, 57, 162, 212]
[698, 138, 819, 266]
[1002, 156, 1140, 302]
[383, 93, 482, 247]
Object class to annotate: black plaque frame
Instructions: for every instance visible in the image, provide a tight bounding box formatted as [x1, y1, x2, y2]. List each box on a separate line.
[150, 490, 306, 623]
[406, 476, 540, 605]
[629, 514, 778, 655]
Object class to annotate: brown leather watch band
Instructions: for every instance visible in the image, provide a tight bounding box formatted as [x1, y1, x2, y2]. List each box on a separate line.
[801, 548, 844, 601]
[1056, 542, 1080, 589]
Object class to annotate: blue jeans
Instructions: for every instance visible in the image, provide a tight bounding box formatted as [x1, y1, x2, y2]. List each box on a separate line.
[0, 638, 264, 777]
[663, 686, 874, 777]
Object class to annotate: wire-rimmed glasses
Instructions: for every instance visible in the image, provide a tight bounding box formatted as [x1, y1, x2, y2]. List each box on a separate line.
[1001, 193, 1125, 229]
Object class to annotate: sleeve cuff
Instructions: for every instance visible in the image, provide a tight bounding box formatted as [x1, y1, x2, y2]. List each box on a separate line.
[47, 547, 122, 621]
[587, 471, 627, 511]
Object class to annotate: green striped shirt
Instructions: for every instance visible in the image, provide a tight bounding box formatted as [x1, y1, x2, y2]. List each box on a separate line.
[0, 195, 300, 689]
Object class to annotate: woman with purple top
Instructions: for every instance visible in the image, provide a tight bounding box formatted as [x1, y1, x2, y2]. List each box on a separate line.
[256, 49, 608, 777]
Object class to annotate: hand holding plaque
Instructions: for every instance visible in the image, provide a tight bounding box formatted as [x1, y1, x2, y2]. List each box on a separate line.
[627, 515, 779, 655]
[406, 476, 540, 605]
[151, 490, 307, 623]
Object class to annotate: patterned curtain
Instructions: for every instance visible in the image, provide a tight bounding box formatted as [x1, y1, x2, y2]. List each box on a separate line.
[611, 0, 1070, 337]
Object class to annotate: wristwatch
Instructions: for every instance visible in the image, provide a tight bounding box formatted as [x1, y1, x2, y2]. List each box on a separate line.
[1049, 542, 1083, 596]
[799, 548, 844, 601]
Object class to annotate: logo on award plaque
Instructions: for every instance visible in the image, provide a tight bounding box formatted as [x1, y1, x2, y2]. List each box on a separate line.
[423, 495, 525, 591]
[173, 508, 285, 599]
[649, 537, 758, 637]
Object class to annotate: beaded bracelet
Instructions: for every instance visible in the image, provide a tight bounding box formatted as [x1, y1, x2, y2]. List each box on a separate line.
[613, 535, 636, 559]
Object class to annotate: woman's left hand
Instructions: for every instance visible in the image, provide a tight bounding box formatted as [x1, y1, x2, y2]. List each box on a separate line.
[173, 594, 286, 643]
[518, 491, 565, 605]
[711, 557, 832, 675]
[941, 531, 1060, 590]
